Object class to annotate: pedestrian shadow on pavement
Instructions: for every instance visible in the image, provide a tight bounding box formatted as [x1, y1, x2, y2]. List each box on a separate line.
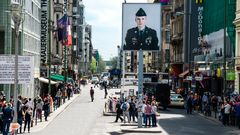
[109, 131, 125, 135]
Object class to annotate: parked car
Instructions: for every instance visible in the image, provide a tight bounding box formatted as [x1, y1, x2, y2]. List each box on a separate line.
[91, 77, 99, 84]
[169, 93, 184, 108]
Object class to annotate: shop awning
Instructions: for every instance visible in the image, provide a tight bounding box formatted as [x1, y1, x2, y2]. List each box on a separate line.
[38, 77, 58, 84]
[50, 74, 72, 82]
[179, 70, 189, 78]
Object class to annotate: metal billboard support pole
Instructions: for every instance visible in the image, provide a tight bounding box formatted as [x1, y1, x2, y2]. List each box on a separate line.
[138, 49, 143, 128]
[223, 0, 227, 95]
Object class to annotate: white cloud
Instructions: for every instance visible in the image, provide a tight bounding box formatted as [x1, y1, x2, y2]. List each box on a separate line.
[83, 0, 147, 60]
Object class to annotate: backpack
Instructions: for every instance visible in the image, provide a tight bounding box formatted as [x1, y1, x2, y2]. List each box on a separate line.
[121, 103, 128, 111]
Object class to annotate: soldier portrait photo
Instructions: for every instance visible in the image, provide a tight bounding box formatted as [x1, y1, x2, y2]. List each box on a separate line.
[122, 4, 161, 51]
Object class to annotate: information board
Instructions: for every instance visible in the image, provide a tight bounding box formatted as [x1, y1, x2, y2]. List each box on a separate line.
[0, 56, 34, 84]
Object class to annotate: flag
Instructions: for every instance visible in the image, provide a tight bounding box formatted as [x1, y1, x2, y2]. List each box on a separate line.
[66, 18, 72, 46]
[57, 14, 68, 45]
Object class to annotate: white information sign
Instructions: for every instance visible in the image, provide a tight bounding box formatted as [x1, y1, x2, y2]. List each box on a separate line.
[0, 56, 34, 84]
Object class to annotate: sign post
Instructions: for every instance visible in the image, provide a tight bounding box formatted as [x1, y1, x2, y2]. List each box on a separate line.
[138, 49, 143, 128]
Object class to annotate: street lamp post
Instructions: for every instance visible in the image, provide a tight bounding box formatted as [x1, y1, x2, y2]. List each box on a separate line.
[11, 2, 23, 132]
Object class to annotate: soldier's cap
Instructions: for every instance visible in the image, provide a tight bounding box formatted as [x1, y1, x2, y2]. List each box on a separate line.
[136, 8, 146, 17]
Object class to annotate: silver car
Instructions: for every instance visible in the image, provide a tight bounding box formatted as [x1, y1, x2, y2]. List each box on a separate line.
[169, 94, 184, 108]
[91, 77, 99, 84]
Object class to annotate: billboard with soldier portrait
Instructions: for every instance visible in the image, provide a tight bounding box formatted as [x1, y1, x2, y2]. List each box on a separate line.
[122, 3, 161, 51]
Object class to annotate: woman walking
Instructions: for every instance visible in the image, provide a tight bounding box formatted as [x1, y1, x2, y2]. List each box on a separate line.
[24, 106, 32, 133]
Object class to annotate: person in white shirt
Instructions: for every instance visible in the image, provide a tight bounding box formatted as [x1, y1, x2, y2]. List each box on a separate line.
[222, 100, 231, 126]
[151, 102, 157, 127]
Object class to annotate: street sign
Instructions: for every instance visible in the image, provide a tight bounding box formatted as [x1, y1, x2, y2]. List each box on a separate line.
[195, 76, 203, 81]
[186, 76, 192, 80]
[0, 56, 34, 84]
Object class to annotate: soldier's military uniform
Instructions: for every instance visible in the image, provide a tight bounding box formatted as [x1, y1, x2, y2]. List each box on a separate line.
[123, 8, 159, 50]
[124, 26, 158, 50]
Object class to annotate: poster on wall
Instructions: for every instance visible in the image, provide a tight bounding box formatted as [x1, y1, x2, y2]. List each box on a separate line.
[122, 3, 161, 51]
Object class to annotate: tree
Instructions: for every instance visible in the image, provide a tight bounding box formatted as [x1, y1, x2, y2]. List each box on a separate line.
[109, 56, 118, 69]
[97, 55, 106, 73]
[90, 57, 97, 73]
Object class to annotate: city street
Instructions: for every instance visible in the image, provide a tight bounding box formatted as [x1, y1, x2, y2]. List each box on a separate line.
[27, 84, 240, 135]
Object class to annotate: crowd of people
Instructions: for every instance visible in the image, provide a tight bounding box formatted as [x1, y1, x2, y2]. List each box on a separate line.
[185, 91, 240, 129]
[106, 96, 158, 127]
[0, 83, 80, 135]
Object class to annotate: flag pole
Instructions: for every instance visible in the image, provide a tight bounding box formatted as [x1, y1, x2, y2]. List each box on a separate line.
[64, 0, 67, 84]
[48, 0, 52, 95]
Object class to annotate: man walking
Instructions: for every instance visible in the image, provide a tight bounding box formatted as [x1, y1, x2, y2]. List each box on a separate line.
[90, 87, 94, 102]
[115, 100, 123, 122]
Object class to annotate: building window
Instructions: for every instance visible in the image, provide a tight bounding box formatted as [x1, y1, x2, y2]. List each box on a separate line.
[165, 31, 170, 43]
[166, 13, 170, 25]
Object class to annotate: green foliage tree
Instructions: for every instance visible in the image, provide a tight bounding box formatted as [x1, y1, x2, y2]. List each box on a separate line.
[90, 57, 97, 73]
[110, 56, 118, 69]
[98, 55, 106, 73]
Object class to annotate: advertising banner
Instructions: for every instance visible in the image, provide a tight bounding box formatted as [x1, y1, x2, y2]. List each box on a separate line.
[0, 56, 34, 84]
[122, 3, 161, 51]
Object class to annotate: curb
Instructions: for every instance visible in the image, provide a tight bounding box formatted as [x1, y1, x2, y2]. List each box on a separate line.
[197, 112, 222, 124]
[121, 126, 162, 133]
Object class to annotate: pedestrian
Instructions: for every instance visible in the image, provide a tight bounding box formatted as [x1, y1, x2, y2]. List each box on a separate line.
[144, 100, 152, 127]
[141, 100, 147, 126]
[151, 102, 157, 127]
[42, 98, 50, 121]
[17, 107, 24, 134]
[104, 81, 108, 99]
[129, 98, 136, 122]
[56, 89, 62, 107]
[36, 97, 43, 122]
[235, 98, 240, 129]
[121, 99, 130, 123]
[67, 84, 72, 100]
[23, 105, 32, 133]
[222, 100, 231, 126]
[186, 93, 193, 114]
[2, 103, 13, 135]
[114, 100, 123, 122]
[90, 87, 94, 102]
[0, 103, 3, 133]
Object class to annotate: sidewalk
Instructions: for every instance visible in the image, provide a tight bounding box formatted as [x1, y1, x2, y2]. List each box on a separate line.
[196, 110, 240, 131]
[29, 93, 81, 133]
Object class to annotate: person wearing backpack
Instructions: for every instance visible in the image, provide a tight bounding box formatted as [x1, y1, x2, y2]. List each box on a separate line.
[129, 98, 136, 122]
[121, 99, 130, 123]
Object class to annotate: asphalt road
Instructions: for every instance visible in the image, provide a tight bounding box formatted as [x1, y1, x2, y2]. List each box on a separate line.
[158, 108, 240, 135]
[30, 84, 107, 135]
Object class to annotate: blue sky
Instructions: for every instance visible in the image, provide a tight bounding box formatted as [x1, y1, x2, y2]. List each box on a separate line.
[83, 0, 147, 60]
